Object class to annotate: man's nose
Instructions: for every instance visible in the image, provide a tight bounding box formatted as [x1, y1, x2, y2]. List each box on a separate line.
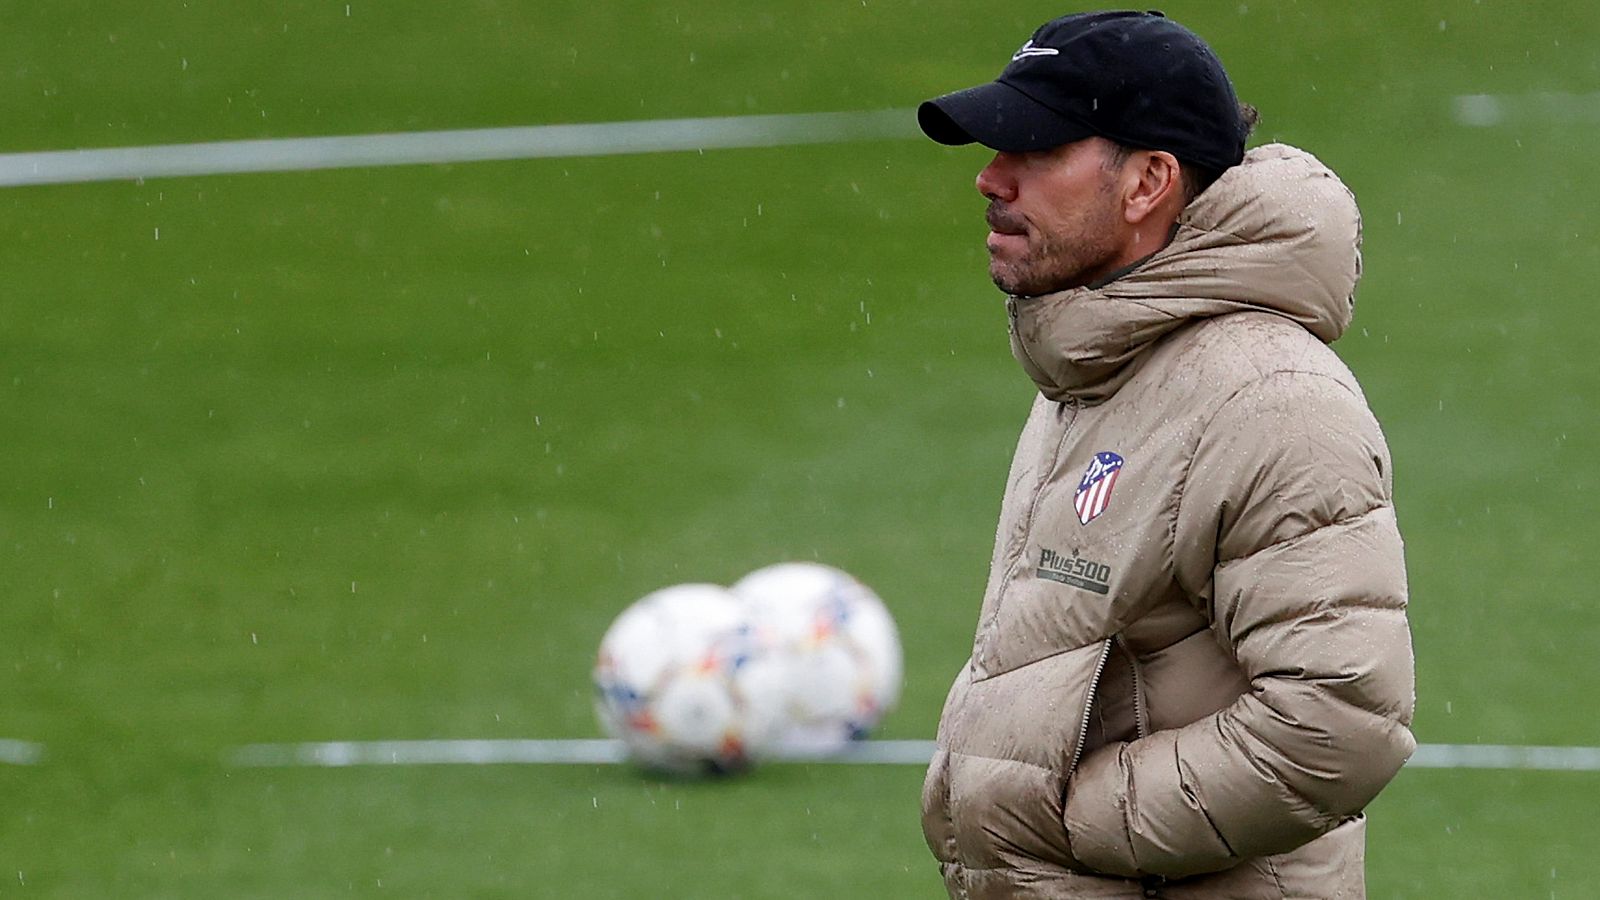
[976, 153, 1019, 202]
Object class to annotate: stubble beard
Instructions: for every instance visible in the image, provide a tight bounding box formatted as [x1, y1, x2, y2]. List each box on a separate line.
[987, 188, 1123, 298]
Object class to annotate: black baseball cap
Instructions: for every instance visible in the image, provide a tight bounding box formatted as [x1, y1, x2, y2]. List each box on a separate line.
[918, 10, 1247, 173]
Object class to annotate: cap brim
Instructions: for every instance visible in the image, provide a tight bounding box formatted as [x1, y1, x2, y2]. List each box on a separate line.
[917, 81, 1093, 153]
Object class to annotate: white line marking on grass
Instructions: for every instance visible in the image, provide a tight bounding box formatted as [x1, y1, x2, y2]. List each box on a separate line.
[0, 108, 919, 188]
[0, 740, 45, 766]
[1407, 743, 1600, 772]
[1454, 92, 1600, 127]
[227, 738, 940, 768]
[231, 739, 627, 768]
[226, 739, 1600, 771]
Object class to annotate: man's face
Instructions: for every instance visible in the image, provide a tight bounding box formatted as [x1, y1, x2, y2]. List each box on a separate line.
[976, 137, 1127, 297]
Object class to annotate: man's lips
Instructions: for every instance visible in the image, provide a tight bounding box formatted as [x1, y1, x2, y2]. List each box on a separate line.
[985, 204, 1029, 237]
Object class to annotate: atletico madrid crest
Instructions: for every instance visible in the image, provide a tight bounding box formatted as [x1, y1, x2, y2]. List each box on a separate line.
[1073, 452, 1124, 526]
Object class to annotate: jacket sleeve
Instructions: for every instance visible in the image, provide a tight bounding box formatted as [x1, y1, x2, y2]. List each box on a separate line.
[1062, 371, 1416, 879]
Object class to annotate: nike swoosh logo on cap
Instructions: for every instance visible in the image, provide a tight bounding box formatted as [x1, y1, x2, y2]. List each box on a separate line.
[1012, 40, 1060, 61]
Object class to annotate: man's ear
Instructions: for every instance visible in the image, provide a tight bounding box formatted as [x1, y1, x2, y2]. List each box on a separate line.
[1122, 150, 1183, 225]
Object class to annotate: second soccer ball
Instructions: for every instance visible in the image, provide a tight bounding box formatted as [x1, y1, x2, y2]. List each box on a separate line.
[732, 562, 903, 754]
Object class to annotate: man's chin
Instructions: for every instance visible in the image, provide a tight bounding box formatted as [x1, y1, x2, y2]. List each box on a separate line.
[989, 260, 1025, 296]
[990, 266, 1046, 297]
[991, 260, 1090, 297]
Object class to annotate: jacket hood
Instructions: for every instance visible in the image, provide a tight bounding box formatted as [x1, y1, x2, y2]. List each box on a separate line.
[1008, 143, 1363, 404]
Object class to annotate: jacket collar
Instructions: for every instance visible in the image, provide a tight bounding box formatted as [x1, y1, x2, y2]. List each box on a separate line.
[1007, 143, 1363, 405]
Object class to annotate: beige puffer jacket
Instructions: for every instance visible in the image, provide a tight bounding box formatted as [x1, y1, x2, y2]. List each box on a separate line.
[920, 144, 1416, 899]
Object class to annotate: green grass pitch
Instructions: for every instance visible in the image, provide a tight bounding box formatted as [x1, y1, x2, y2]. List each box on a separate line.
[2, 1, 1598, 896]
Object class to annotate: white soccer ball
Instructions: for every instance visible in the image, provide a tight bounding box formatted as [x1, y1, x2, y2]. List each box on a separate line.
[593, 583, 789, 775]
[731, 562, 903, 753]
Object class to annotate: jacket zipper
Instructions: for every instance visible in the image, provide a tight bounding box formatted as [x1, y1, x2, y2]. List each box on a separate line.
[1066, 639, 1114, 779]
[1116, 634, 1151, 741]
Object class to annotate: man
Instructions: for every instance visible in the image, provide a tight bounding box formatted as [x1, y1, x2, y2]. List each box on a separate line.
[915, 11, 1415, 899]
